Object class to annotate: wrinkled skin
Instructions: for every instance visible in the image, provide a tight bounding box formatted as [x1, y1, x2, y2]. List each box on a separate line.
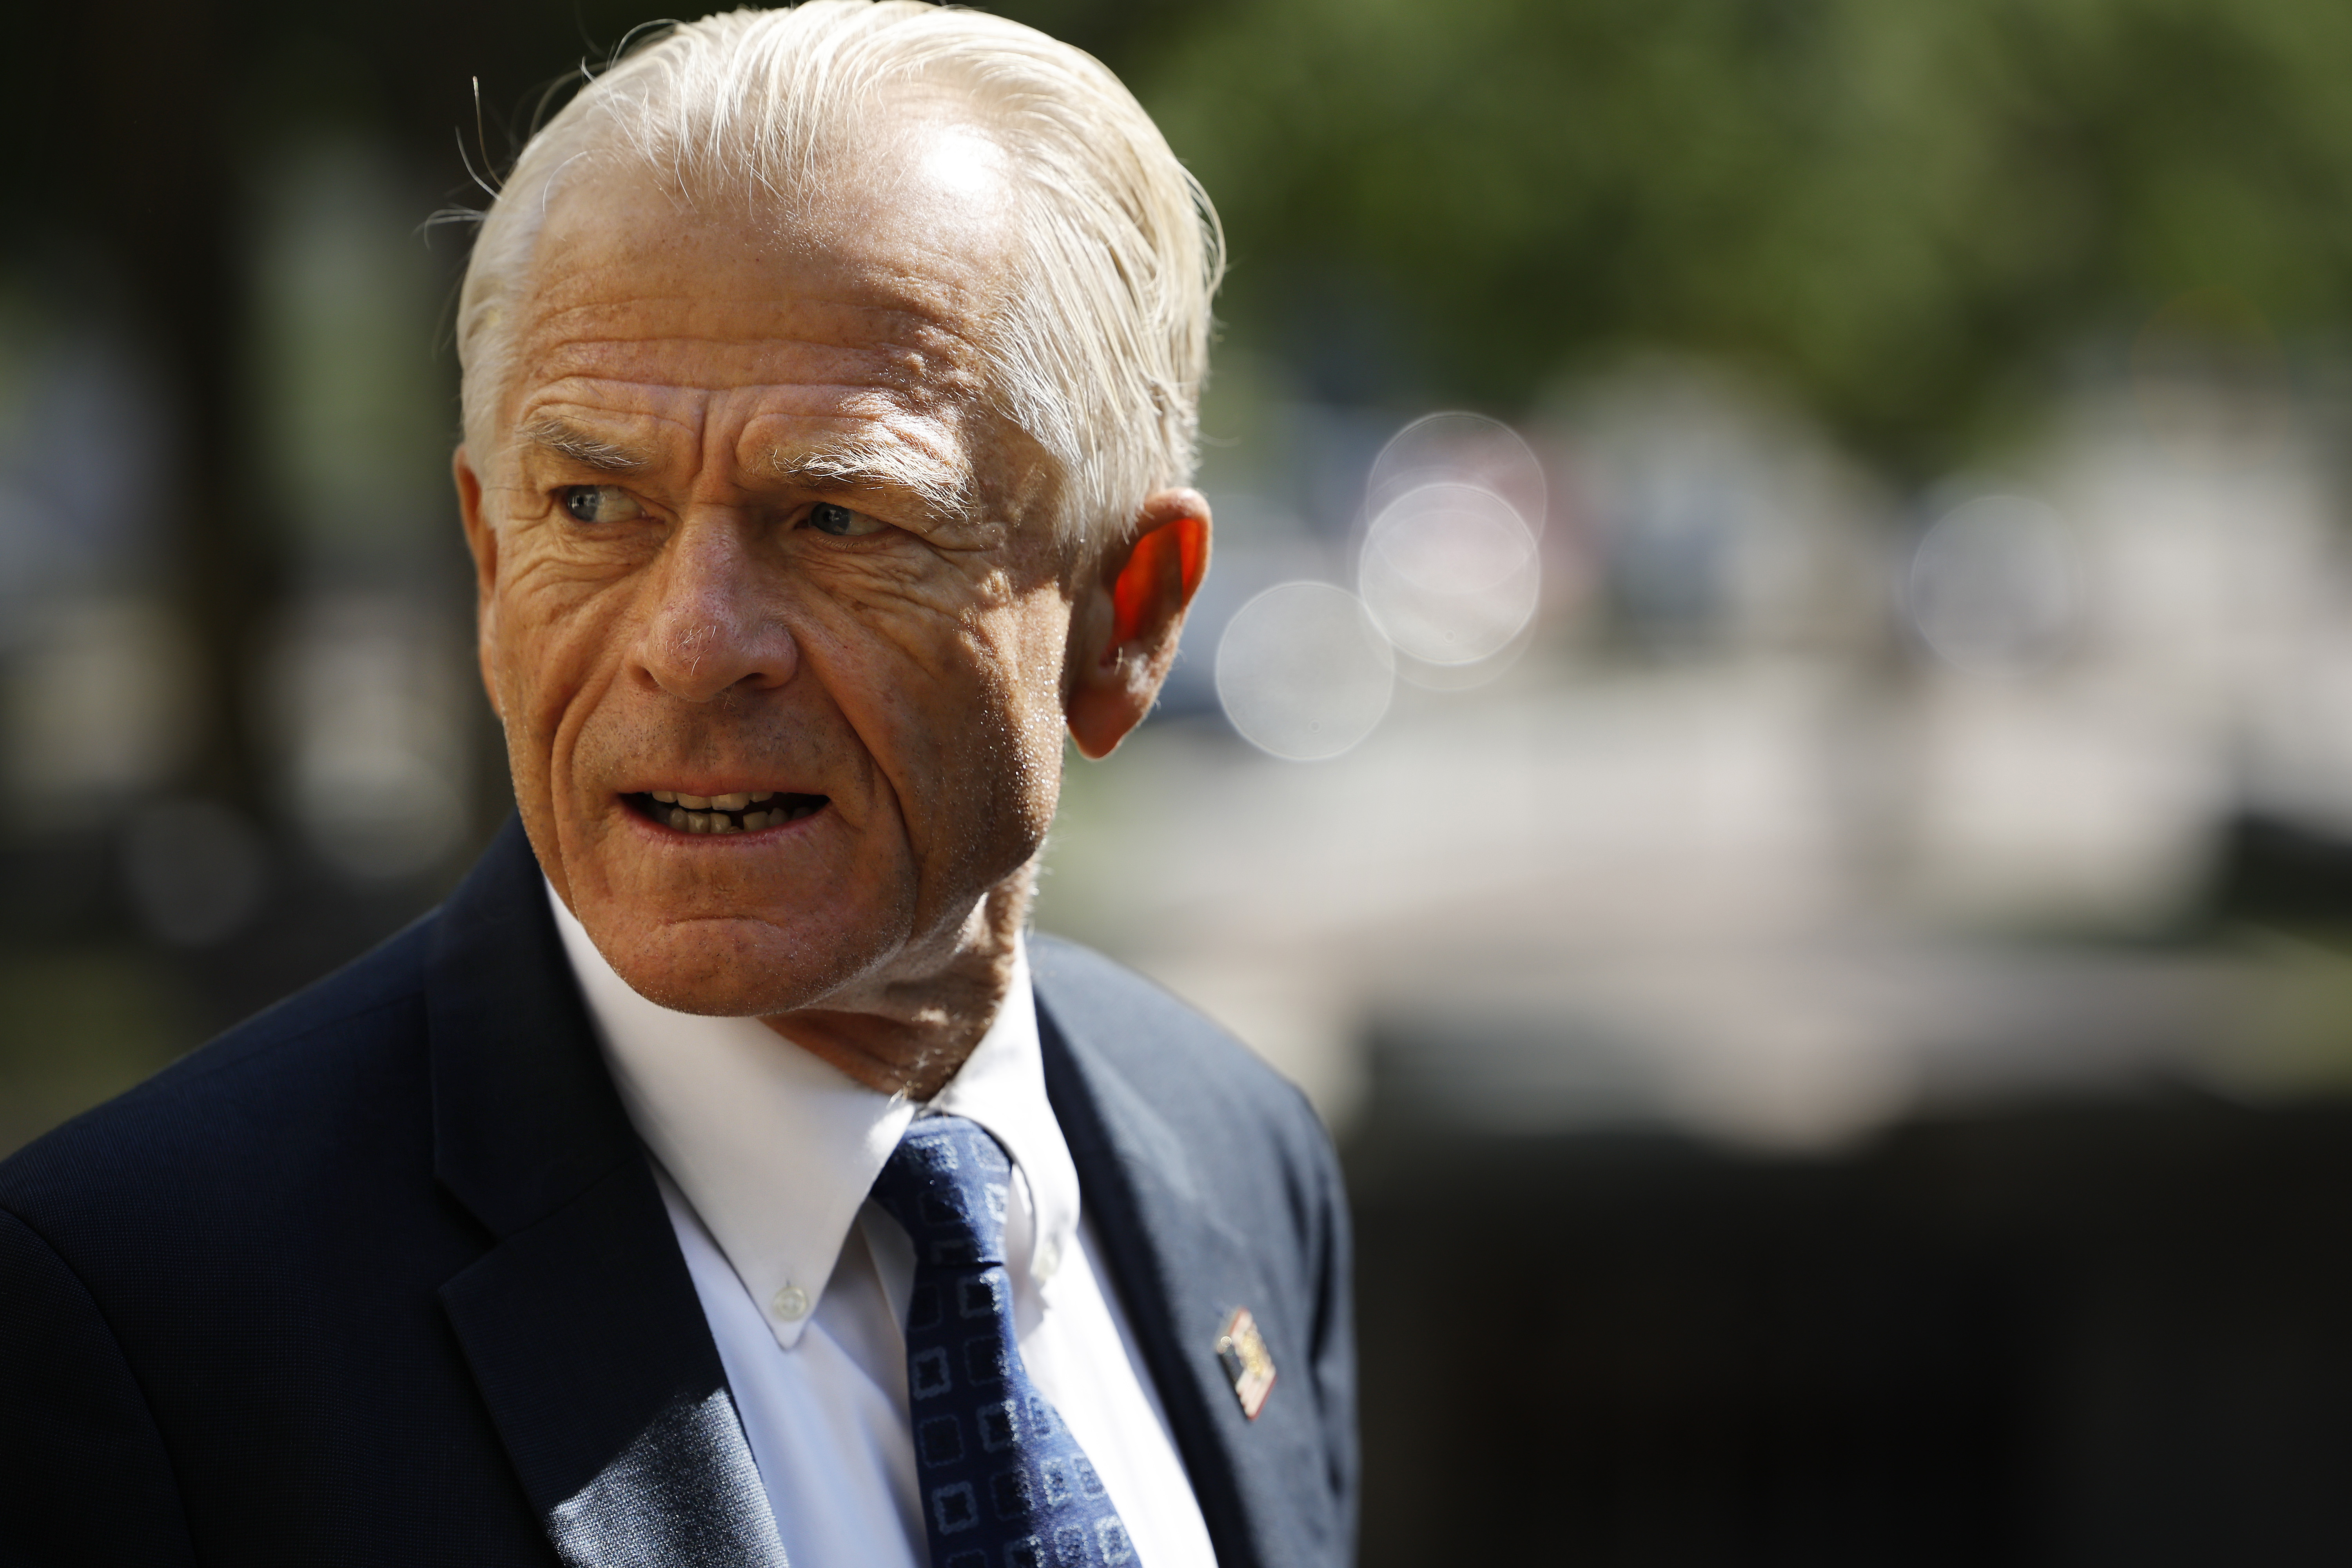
[454, 109, 1207, 1097]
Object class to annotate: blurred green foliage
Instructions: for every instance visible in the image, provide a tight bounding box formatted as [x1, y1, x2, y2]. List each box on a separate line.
[27, 0, 2347, 479]
[1125, 0, 2352, 474]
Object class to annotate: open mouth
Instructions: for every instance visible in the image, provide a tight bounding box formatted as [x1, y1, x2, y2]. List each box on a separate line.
[627, 789, 828, 836]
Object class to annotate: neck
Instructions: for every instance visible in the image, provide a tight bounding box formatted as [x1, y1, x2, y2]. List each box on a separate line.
[760, 866, 1034, 1100]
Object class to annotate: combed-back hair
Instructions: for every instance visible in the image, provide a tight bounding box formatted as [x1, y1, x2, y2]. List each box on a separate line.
[455, 2, 1224, 556]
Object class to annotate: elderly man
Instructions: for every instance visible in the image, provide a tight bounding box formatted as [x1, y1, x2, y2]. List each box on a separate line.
[0, 6, 1354, 1566]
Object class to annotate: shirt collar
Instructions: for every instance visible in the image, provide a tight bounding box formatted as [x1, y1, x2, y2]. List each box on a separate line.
[545, 881, 1077, 1349]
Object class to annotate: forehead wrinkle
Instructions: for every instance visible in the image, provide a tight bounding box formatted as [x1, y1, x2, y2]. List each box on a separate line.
[508, 265, 1000, 423]
[517, 333, 981, 418]
[521, 289, 980, 362]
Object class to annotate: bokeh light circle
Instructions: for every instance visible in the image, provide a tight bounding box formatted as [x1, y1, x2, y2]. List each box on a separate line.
[1367, 412, 1548, 538]
[1215, 582, 1396, 760]
[1906, 494, 2076, 673]
[1358, 482, 1542, 666]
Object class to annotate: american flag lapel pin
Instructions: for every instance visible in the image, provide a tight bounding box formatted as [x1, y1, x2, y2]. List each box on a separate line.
[1215, 1307, 1276, 1420]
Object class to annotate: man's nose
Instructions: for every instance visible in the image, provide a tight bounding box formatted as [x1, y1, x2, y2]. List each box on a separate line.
[633, 513, 799, 702]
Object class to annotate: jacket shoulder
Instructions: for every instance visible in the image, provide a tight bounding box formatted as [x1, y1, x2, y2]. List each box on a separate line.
[1030, 931, 1295, 1085]
[1028, 931, 1330, 1168]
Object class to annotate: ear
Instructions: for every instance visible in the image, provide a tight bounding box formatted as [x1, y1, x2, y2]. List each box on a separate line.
[453, 445, 505, 722]
[1065, 488, 1211, 759]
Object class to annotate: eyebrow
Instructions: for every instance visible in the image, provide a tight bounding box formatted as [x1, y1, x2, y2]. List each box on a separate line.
[766, 438, 977, 526]
[515, 416, 657, 474]
[516, 414, 980, 525]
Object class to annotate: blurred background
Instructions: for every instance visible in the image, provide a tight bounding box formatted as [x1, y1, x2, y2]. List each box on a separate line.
[11, 0, 2352, 1559]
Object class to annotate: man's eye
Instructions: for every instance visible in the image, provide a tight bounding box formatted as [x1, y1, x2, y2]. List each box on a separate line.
[561, 486, 644, 524]
[807, 502, 887, 538]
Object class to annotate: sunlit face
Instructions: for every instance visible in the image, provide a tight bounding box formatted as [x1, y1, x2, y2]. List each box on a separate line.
[457, 116, 1079, 1021]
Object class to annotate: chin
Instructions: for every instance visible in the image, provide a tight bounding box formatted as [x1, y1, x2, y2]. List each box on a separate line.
[600, 910, 892, 1019]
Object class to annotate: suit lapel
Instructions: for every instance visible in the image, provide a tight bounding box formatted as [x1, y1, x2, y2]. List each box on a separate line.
[1038, 985, 1328, 1568]
[428, 820, 786, 1568]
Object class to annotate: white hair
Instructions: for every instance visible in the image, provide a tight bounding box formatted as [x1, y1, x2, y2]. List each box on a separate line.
[455, 2, 1223, 555]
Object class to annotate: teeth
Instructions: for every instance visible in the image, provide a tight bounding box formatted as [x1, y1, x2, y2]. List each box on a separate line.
[654, 795, 809, 833]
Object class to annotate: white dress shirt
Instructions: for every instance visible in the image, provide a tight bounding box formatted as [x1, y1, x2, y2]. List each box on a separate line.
[548, 886, 1218, 1568]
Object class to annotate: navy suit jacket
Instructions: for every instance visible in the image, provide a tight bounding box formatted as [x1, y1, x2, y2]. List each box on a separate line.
[0, 819, 1356, 1567]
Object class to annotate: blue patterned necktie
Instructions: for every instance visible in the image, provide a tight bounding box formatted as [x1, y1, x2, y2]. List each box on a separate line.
[869, 1114, 1138, 1568]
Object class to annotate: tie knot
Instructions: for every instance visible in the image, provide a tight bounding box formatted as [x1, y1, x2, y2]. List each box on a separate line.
[871, 1114, 1014, 1269]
